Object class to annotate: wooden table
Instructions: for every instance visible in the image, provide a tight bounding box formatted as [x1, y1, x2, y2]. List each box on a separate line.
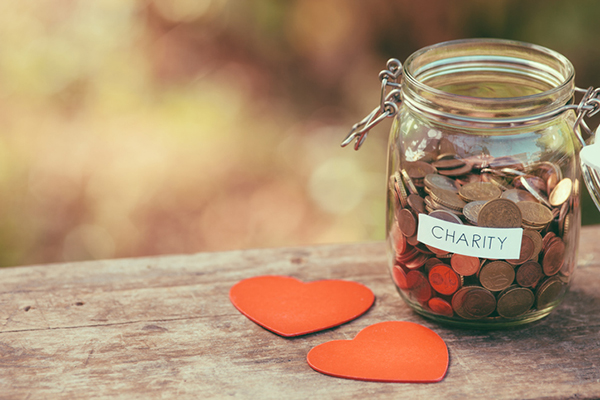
[2, 226, 600, 399]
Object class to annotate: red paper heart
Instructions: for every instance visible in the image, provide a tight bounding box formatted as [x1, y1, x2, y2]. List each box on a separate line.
[229, 276, 374, 337]
[307, 321, 448, 382]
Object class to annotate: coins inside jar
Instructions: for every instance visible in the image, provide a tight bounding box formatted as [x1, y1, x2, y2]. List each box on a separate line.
[390, 155, 574, 322]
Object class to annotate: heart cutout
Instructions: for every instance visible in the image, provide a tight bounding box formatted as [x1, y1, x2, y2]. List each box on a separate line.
[307, 321, 448, 382]
[229, 276, 374, 337]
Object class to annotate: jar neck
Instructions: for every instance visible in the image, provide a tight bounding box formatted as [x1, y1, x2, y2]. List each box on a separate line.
[402, 39, 576, 129]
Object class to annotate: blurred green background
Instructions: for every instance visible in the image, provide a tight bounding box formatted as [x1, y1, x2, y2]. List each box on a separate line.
[1, 0, 599, 267]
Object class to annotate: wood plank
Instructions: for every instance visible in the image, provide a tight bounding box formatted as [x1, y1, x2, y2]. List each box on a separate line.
[1, 226, 600, 399]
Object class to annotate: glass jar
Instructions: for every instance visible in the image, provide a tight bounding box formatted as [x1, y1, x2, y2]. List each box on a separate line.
[342, 39, 600, 328]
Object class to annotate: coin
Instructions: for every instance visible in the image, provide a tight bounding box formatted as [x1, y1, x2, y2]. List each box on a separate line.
[427, 186, 467, 211]
[501, 189, 538, 203]
[522, 229, 543, 261]
[424, 173, 460, 192]
[549, 178, 572, 207]
[517, 176, 552, 207]
[450, 253, 481, 276]
[407, 193, 427, 214]
[428, 263, 462, 295]
[437, 163, 473, 177]
[432, 158, 466, 170]
[507, 234, 535, 265]
[517, 201, 553, 226]
[535, 277, 566, 309]
[515, 260, 544, 288]
[459, 182, 502, 202]
[398, 208, 417, 237]
[462, 200, 487, 225]
[428, 209, 464, 225]
[406, 270, 433, 303]
[392, 264, 411, 290]
[477, 198, 522, 228]
[403, 251, 430, 270]
[452, 286, 496, 319]
[478, 260, 515, 292]
[393, 172, 409, 208]
[542, 237, 565, 276]
[406, 161, 437, 180]
[425, 195, 464, 216]
[496, 286, 535, 318]
[423, 257, 443, 272]
[391, 221, 407, 256]
[401, 170, 419, 194]
[428, 297, 454, 316]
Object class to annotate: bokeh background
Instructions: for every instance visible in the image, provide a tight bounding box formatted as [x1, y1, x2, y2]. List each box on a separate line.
[1, 0, 600, 267]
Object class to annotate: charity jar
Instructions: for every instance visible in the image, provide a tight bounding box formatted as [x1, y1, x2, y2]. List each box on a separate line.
[342, 39, 600, 328]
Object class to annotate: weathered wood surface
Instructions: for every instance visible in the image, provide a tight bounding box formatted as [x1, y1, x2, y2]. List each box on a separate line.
[2, 226, 600, 399]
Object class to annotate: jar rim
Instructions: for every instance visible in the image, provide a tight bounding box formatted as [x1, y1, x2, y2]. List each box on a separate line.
[402, 38, 576, 125]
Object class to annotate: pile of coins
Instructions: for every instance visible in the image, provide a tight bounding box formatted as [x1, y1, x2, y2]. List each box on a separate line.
[389, 156, 576, 321]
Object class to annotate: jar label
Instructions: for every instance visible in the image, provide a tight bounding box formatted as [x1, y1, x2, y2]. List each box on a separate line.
[417, 214, 523, 259]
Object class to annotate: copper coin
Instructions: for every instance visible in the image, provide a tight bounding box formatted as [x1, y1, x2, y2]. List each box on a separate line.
[406, 161, 437, 180]
[437, 163, 473, 177]
[427, 186, 467, 211]
[393, 172, 409, 208]
[406, 270, 433, 303]
[558, 202, 570, 237]
[429, 209, 464, 225]
[480, 173, 512, 191]
[451, 253, 481, 276]
[432, 158, 465, 170]
[496, 286, 535, 318]
[478, 260, 515, 292]
[425, 195, 464, 216]
[407, 193, 427, 214]
[522, 229, 543, 261]
[398, 208, 417, 237]
[507, 234, 535, 265]
[515, 260, 544, 288]
[561, 212, 573, 238]
[390, 222, 407, 256]
[401, 170, 419, 194]
[501, 189, 538, 203]
[406, 234, 420, 247]
[477, 198, 522, 228]
[462, 200, 487, 225]
[392, 264, 411, 290]
[542, 231, 557, 248]
[452, 286, 496, 319]
[542, 237, 565, 276]
[517, 201, 553, 226]
[428, 297, 454, 317]
[428, 264, 462, 296]
[424, 173, 460, 192]
[459, 182, 502, 202]
[549, 178, 572, 207]
[517, 176, 552, 207]
[535, 277, 566, 309]
[396, 247, 418, 265]
[402, 251, 430, 270]
[423, 258, 443, 272]
[425, 244, 451, 257]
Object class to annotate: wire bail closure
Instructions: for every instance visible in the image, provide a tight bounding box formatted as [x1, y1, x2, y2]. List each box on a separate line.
[573, 86, 600, 146]
[341, 59, 403, 150]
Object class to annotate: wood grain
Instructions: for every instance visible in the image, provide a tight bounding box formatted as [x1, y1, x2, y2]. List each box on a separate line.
[1, 226, 600, 399]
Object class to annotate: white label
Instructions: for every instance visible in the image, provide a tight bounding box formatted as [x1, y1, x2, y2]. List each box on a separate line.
[417, 214, 523, 259]
[581, 142, 600, 172]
